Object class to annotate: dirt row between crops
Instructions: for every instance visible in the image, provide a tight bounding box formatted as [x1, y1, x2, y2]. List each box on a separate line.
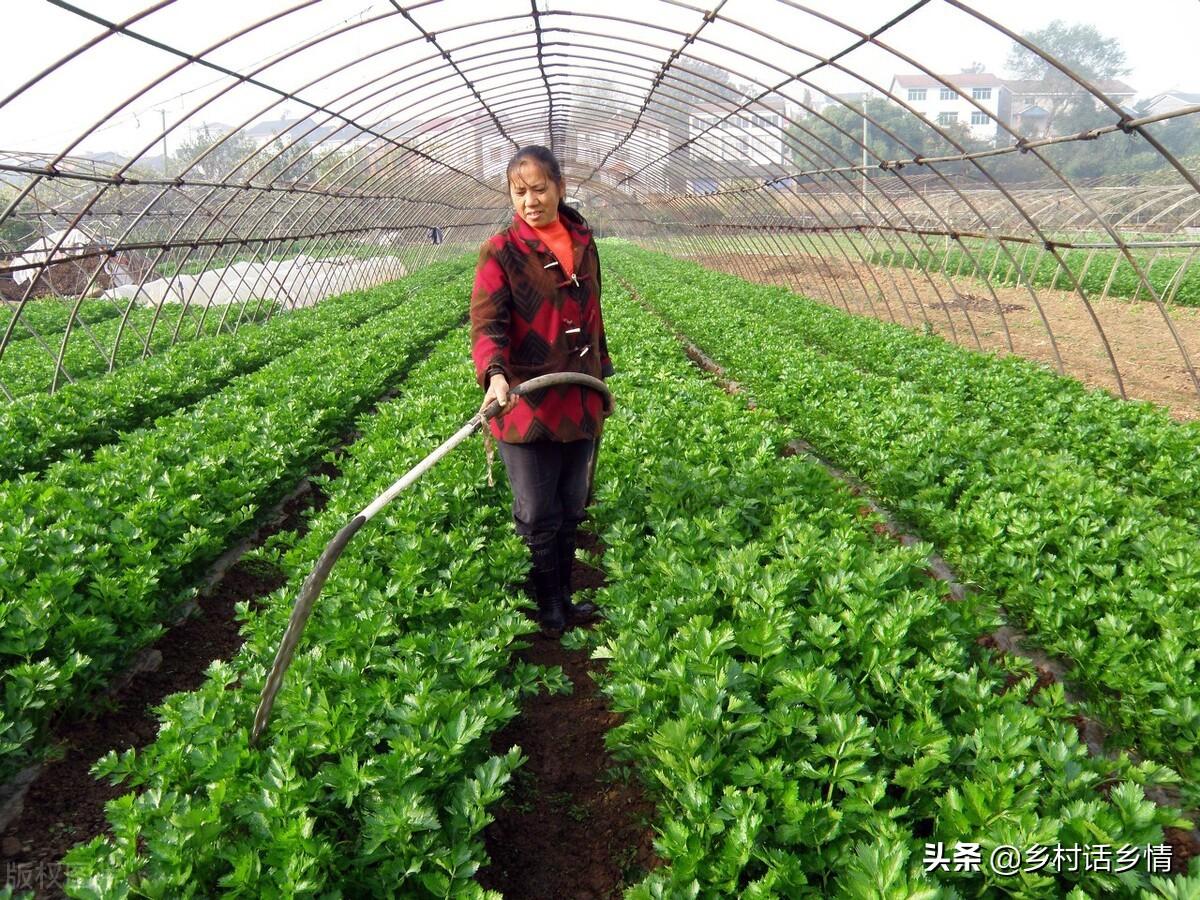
[688, 251, 1200, 422]
[0, 394, 659, 899]
[477, 531, 661, 899]
[0, 457, 335, 899]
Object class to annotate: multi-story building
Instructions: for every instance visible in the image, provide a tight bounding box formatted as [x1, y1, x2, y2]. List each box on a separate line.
[687, 98, 795, 168]
[888, 72, 1010, 143]
[887, 71, 1139, 141]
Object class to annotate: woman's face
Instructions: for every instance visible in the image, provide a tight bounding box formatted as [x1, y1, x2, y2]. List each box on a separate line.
[509, 160, 564, 228]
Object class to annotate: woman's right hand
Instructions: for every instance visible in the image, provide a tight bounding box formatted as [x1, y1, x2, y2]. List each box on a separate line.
[480, 373, 518, 417]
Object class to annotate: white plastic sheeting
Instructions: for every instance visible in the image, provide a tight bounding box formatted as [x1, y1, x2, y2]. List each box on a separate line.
[101, 254, 407, 308]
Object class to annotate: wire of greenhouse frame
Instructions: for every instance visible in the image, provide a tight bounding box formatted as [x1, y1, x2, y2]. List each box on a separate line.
[2, 0, 1190, 405]
[579, 0, 729, 187]
[549, 29, 1027, 352]
[537, 24, 1062, 357]
[4, 60, 993, 376]
[1, 3, 520, 387]
[384, 1, 524, 156]
[595, 11, 1174, 396]
[528, 0, 560, 159]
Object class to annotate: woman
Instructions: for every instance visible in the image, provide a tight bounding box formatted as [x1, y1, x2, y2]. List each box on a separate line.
[470, 145, 614, 637]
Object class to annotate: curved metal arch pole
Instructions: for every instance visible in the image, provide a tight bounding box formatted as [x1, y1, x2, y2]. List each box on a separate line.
[153, 200, 271, 351]
[235, 45, 551, 197]
[38, 0, 516, 282]
[148, 36, 556, 252]
[170, 194, 282, 342]
[25, 6, 369, 368]
[386, 2, 527, 156]
[860, 3, 1199, 397]
[554, 27, 992, 346]
[0, 180, 131, 364]
[549, 93, 897, 314]
[948, 0, 1200, 200]
[1136, 188, 1200, 233]
[603, 7, 1110, 367]
[524, 46, 942, 331]
[18, 7, 388, 388]
[528, 0, 562, 159]
[212, 178, 474, 319]
[226, 7, 955, 336]
[1163, 248, 1200, 307]
[0, 156, 489, 215]
[457, 85, 837, 244]
[769, 165, 912, 325]
[42, 1, 488, 189]
[0, 180, 87, 396]
[92, 112, 506, 360]
[162, 88, 518, 309]
[593, 23, 1031, 352]
[0, 1, 179, 115]
[739, 191, 864, 319]
[403, 84, 790, 197]
[574, 0, 731, 187]
[25, 1, 1171, 393]
[769, 43, 1068, 372]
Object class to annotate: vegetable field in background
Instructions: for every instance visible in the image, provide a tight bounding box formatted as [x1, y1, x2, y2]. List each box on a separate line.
[2, 248, 1199, 899]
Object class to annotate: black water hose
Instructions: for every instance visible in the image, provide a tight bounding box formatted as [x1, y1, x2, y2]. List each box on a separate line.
[249, 372, 612, 747]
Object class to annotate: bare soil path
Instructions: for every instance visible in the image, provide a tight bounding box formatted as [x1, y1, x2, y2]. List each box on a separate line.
[690, 251, 1200, 421]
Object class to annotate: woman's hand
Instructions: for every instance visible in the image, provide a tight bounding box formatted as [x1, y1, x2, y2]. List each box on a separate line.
[480, 373, 518, 417]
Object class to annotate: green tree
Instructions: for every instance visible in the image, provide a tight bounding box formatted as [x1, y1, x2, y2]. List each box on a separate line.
[791, 99, 986, 173]
[0, 187, 35, 250]
[261, 136, 313, 185]
[1006, 20, 1130, 135]
[171, 124, 258, 181]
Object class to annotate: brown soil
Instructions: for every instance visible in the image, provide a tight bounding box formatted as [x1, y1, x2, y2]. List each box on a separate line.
[477, 531, 661, 900]
[690, 251, 1200, 421]
[0, 561, 287, 898]
[0, 455, 337, 898]
[1164, 826, 1200, 875]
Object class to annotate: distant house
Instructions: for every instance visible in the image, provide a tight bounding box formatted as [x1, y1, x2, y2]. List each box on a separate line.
[888, 72, 1010, 144]
[242, 116, 318, 149]
[1002, 78, 1136, 137]
[1140, 91, 1200, 117]
[887, 72, 1138, 141]
[687, 97, 795, 168]
[568, 119, 670, 191]
[1010, 104, 1050, 137]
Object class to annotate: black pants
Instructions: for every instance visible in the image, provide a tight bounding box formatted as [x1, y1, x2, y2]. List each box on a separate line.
[497, 438, 595, 548]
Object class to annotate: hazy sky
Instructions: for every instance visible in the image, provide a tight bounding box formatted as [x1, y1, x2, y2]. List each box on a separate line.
[1, 0, 1196, 160]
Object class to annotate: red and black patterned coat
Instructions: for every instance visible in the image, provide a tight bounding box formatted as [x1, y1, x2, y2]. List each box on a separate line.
[470, 205, 614, 443]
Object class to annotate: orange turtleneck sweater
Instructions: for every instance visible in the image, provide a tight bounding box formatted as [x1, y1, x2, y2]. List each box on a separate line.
[530, 213, 574, 277]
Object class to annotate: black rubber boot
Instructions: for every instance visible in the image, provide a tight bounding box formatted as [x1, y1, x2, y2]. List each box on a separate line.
[528, 536, 566, 636]
[558, 527, 598, 622]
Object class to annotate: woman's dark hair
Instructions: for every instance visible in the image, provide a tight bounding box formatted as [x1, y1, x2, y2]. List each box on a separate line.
[506, 145, 573, 218]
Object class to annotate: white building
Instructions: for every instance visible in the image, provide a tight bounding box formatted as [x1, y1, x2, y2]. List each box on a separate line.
[888, 73, 1010, 143]
[687, 98, 794, 167]
[1135, 90, 1199, 118]
[567, 121, 670, 192]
